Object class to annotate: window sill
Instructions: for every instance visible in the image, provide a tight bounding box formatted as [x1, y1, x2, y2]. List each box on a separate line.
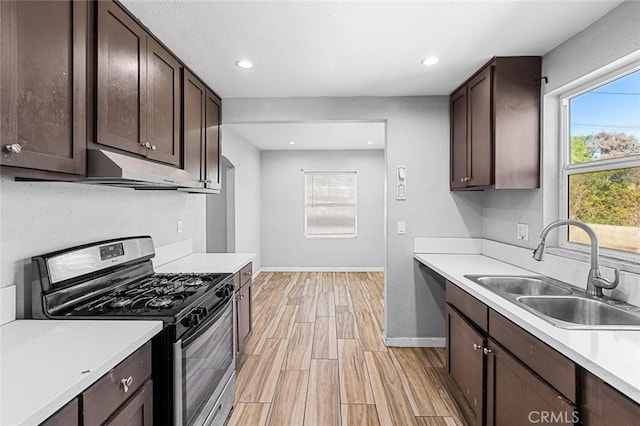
[547, 246, 640, 275]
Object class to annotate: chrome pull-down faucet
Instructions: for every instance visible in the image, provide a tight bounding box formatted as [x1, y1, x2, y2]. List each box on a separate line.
[532, 219, 620, 298]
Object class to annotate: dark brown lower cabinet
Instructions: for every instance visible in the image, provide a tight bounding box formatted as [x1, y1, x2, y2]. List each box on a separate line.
[486, 339, 577, 426]
[41, 397, 79, 426]
[581, 370, 640, 425]
[105, 381, 153, 426]
[447, 306, 485, 425]
[235, 263, 253, 364]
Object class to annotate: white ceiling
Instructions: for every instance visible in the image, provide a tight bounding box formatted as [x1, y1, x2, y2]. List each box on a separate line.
[122, 0, 621, 98]
[226, 122, 385, 150]
[121, 0, 620, 150]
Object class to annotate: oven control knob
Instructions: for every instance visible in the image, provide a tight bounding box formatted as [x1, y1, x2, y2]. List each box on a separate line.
[195, 307, 208, 317]
[181, 316, 193, 327]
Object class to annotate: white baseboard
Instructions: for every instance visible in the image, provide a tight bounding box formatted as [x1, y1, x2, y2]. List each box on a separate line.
[260, 266, 384, 272]
[383, 334, 446, 348]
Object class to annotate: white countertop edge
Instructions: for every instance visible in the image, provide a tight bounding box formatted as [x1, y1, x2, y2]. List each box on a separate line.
[1, 321, 162, 426]
[155, 253, 256, 275]
[414, 253, 640, 404]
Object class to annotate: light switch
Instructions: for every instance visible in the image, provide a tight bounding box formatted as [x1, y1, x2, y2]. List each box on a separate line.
[177, 220, 183, 234]
[398, 221, 406, 235]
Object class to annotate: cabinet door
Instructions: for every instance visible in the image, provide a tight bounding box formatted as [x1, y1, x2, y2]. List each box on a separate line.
[447, 306, 485, 425]
[146, 37, 181, 166]
[581, 370, 640, 425]
[182, 69, 205, 182]
[486, 340, 577, 426]
[41, 397, 79, 426]
[105, 381, 153, 426]
[450, 86, 468, 189]
[204, 89, 222, 191]
[96, 0, 147, 156]
[467, 65, 493, 187]
[236, 281, 252, 357]
[1, 0, 86, 175]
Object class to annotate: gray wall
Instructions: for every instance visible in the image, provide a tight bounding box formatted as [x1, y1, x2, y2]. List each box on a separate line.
[482, 1, 640, 248]
[220, 124, 263, 272]
[0, 177, 206, 316]
[223, 97, 484, 339]
[261, 149, 384, 268]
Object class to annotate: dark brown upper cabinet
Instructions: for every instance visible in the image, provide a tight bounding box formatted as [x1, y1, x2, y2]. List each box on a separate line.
[0, 0, 88, 178]
[182, 69, 222, 192]
[96, 1, 180, 167]
[450, 56, 541, 190]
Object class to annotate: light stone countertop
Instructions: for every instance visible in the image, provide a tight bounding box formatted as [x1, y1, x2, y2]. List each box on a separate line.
[155, 253, 256, 275]
[0, 320, 162, 426]
[414, 253, 640, 404]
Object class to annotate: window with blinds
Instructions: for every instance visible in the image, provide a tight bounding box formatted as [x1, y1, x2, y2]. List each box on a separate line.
[304, 172, 357, 238]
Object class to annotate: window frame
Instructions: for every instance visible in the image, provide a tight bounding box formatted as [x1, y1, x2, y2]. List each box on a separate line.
[559, 63, 640, 261]
[303, 171, 358, 239]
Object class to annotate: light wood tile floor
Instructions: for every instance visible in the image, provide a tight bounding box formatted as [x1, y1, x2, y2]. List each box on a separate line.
[226, 272, 467, 426]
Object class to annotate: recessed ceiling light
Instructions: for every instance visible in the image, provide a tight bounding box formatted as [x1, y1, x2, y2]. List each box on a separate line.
[236, 60, 253, 69]
[421, 57, 439, 66]
[288, 141, 296, 145]
[366, 141, 374, 145]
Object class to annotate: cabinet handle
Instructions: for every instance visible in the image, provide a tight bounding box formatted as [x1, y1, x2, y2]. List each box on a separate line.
[121, 376, 133, 393]
[151, 144, 157, 151]
[473, 343, 482, 351]
[144, 142, 152, 149]
[483, 347, 492, 355]
[5, 143, 22, 154]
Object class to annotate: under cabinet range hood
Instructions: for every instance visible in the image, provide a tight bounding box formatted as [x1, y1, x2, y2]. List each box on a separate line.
[85, 149, 201, 190]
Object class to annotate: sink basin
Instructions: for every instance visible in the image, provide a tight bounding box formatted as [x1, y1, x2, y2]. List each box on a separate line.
[465, 275, 572, 296]
[518, 296, 640, 328]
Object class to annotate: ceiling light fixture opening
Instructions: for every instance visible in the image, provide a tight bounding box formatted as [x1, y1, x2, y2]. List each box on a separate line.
[366, 141, 374, 145]
[288, 141, 296, 145]
[236, 60, 253, 69]
[421, 57, 439, 66]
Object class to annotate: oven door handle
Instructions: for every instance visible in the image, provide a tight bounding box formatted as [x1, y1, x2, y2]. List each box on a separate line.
[182, 298, 232, 347]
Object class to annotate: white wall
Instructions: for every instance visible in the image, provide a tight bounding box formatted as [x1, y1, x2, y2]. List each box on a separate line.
[261, 149, 384, 268]
[220, 124, 263, 272]
[482, 1, 640, 249]
[0, 177, 206, 316]
[224, 97, 484, 339]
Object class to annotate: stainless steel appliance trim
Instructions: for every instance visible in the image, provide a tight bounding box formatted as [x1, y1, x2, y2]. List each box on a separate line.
[46, 237, 154, 284]
[196, 366, 235, 426]
[86, 149, 201, 189]
[174, 340, 184, 426]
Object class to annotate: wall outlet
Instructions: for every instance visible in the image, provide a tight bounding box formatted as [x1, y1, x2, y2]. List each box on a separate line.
[177, 220, 183, 234]
[398, 221, 406, 235]
[517, 223, 529, 241]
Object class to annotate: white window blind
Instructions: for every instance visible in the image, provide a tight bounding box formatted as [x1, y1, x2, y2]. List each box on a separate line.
[304, 172, 357, 238]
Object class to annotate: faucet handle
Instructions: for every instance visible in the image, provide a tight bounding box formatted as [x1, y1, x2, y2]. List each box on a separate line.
[593, 268, 620, 290]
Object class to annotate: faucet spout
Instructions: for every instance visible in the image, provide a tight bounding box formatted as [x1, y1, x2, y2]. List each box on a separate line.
[532, 219, 619, 298]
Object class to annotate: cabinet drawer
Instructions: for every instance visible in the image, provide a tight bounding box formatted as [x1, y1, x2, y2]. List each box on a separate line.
[42, 397, 79, 426]
[233, 272, 241, 291]
[581, 369, 640, 425]
[489, 310, 576, 402]
[446, 281, 488, 331]
[240, 263, 252, 286]
[83, 342, 152, 425]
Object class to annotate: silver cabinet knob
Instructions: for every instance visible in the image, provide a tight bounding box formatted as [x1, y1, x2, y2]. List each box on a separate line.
[151, 144, 157, 151]
[473, 343, 482, 351]
[483, 347, 492, 355]
[5, 143, 22, 154]
[121, 376, 133, 393]
[144, 142, 152, 149]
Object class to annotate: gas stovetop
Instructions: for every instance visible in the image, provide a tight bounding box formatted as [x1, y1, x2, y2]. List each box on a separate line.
[64, 273, 229, 319]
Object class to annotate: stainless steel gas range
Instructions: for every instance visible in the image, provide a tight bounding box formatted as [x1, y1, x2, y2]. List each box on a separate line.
[30, 236, 235, 426]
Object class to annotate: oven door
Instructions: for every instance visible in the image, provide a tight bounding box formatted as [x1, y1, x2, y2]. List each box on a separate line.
[173, 298, 234, 426]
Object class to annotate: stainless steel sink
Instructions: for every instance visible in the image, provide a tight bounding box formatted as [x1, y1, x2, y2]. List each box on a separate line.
[463, 274, 640, 330]
[518, 296, 640, 328]
[465, 275, 572, 296]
